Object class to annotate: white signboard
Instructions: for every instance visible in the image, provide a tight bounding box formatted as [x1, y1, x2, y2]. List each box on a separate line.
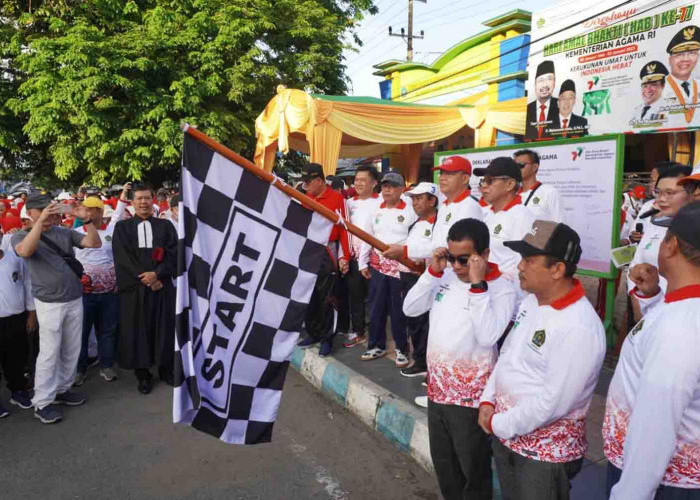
[436, 137, 622, 276]
[526, 0, 700, 140]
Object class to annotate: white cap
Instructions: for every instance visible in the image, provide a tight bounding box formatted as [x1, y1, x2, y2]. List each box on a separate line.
[405, 182, 439, 198]
[56, 191, 73, 201]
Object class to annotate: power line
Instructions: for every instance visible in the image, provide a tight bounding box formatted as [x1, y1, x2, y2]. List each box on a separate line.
[398, 0, 674, 99]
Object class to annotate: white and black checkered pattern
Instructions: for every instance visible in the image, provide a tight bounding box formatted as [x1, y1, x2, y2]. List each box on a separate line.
[173, 134, 333, 444]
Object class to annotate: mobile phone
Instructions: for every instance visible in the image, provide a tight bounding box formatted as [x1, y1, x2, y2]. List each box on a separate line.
[57, 204, 73, 215]
[635, 223, 644, 234]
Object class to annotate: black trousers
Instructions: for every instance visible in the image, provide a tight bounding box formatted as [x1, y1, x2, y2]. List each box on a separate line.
[400, 272, 429, 366]
[493, 438, 583, 500]
[428, 401, 492, 500]
[304, 252, 337, 343]
[346, 259, 368, 335]
[335, 270, 350, 333]
[0, 312, 29, 393]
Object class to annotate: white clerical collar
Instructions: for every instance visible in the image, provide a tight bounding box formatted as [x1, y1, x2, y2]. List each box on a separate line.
[137, 220, 154, 248]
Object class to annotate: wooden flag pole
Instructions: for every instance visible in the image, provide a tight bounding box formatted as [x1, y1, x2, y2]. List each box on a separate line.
[182, 125, 424, 274]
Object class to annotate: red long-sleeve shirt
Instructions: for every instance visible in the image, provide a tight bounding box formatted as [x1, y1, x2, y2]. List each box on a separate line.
[308, 187, 350, 260]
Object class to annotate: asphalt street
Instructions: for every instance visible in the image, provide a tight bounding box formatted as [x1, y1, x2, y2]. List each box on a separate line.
[0, 368, 438, 500]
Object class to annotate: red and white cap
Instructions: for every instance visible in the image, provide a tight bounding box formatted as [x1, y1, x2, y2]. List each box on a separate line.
[433, 156, 472, 175]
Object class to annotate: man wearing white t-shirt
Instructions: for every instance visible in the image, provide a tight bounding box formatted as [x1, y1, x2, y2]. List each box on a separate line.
[604, 202, 700, 499]
[73, 185, 130, 385]
[344, 165, 382, 348]
[474, 157, 535, 285]
[513, 149, 564, 223]
[478, 221, 606, 499]
[627, 165, 693, 322]
[432, 156, 483, 250]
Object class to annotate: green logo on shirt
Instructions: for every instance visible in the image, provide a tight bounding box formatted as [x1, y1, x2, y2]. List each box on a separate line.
[397, 215, 405, 223]
[532, 330, 546, 347]
[533, 197, 541, 205]
[105, 235, 112, 242]
[494, 224, 503, 235]
[424, 229, 431, 237]
[445, 213, 452, 223]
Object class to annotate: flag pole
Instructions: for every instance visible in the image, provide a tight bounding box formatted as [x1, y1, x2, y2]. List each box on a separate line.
[181, 125, 424, 273]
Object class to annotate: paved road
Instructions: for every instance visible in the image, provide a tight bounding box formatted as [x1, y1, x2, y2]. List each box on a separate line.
[0, 369, 438, 500]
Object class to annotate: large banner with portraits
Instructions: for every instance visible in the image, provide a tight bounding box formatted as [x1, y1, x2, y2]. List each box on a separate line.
[526, 0, 700, 141]
[435, 136, 624, 278]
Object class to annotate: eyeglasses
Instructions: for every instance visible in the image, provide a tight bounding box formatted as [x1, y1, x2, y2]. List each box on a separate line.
[479, 176, 512, 186]
[446, 252, 471, 266]
[516, 162, 530, 169]
[653, 188, 686, 199]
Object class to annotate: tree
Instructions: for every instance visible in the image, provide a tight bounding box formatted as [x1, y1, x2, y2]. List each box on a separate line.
[3, 0, 376, 186]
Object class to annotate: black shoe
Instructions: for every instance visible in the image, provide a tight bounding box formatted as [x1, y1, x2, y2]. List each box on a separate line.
[138, 379, 152, 395]
[400, 364, 428, 378]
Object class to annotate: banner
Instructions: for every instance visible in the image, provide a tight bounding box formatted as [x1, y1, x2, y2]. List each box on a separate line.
[174, 133, 333, 444]
[527, 0, 700, 140]
[436, 136, 623, 277]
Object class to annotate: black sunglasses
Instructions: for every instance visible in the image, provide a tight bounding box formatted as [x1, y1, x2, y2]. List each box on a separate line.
[446, 252, 471, 266]
[516, 162, 529, 168]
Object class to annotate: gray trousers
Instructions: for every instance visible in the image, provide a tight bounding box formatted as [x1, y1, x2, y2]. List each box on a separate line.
[493, 438, 583, 500]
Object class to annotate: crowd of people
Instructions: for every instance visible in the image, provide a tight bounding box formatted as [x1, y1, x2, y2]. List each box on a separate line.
[0, 149, 698, 500]
[0, 182, 180, 426]
[294, 152, 700, 500]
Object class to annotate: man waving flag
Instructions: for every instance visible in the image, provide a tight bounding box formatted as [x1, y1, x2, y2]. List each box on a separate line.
[174, 128, 334, 444]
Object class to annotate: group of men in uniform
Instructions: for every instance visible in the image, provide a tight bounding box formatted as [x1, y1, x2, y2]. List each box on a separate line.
[295, 150, 700, 499]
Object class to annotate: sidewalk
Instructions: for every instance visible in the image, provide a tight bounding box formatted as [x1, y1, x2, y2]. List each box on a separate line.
[290, 276, 624, 499]
[291, 341, 615, 499]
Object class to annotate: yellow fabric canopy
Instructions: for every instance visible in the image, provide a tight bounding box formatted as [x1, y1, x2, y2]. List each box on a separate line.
[254, 86, 527, 176]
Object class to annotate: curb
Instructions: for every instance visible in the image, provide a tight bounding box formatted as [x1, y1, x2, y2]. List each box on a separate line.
[289, 346, 434, 472]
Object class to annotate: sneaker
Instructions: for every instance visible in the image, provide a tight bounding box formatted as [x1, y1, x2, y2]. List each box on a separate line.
[401, 364, 427, 377]
[395, 349, 410, 368]
[86, 356, 99, 370]
[34, 405, 63, 424]
[52, 390, 86, 406]
[414, 396, 428, 408]
[297, 337, 319, 349]
[0, 400, 9, 419]
[100, 367, 118, 382]
[319, 340, 333, 357]
[360, 347, 386, 361]
[343, 333, 366, 348]
[10, 390, 33, 409]
[73, 372, 86, 387]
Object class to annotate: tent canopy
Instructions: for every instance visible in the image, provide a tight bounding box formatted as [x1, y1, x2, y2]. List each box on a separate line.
[254, 86, 526, 177]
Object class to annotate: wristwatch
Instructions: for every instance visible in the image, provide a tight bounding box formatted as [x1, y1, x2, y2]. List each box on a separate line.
[470, 280, 488, 292]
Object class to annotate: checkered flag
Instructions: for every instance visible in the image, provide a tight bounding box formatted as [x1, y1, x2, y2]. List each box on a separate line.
[173, 132, 333, 444]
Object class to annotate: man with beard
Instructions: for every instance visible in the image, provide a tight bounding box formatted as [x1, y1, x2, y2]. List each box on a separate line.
[113, 183, 178, 394]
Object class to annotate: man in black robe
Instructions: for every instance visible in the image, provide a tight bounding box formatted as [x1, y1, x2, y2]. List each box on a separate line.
[113, 184, 178, 394]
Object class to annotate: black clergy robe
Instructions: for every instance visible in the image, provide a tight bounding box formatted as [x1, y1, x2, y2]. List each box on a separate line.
[113, 215, 178, 373]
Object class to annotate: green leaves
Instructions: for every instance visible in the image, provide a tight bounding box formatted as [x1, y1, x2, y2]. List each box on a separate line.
[1, 0, 374, 185]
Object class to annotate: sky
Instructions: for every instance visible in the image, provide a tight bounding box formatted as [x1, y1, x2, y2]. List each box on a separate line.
[344, 0, 562, 97]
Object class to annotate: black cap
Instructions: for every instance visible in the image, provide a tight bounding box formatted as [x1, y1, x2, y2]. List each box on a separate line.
[667, 25, 700, 54]
[640, 61, 669, 83]
[653, 202, 700, 251]
[24, 189, 53, 210]
[536, 60, 555, 78]
[301, 163, 325, 182]
[473, 157, 522, 182]
[504, 220, 582, 264]
[559, 79, 576, 94]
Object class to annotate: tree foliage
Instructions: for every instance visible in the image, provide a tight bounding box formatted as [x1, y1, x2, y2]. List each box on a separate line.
[1, 0, 375, 186]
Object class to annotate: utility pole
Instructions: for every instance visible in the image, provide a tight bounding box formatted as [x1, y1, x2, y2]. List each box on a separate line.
[388, 0, 426, 62]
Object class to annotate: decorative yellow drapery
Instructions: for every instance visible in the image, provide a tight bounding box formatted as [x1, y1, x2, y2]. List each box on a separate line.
[254, 86, 527, 175]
